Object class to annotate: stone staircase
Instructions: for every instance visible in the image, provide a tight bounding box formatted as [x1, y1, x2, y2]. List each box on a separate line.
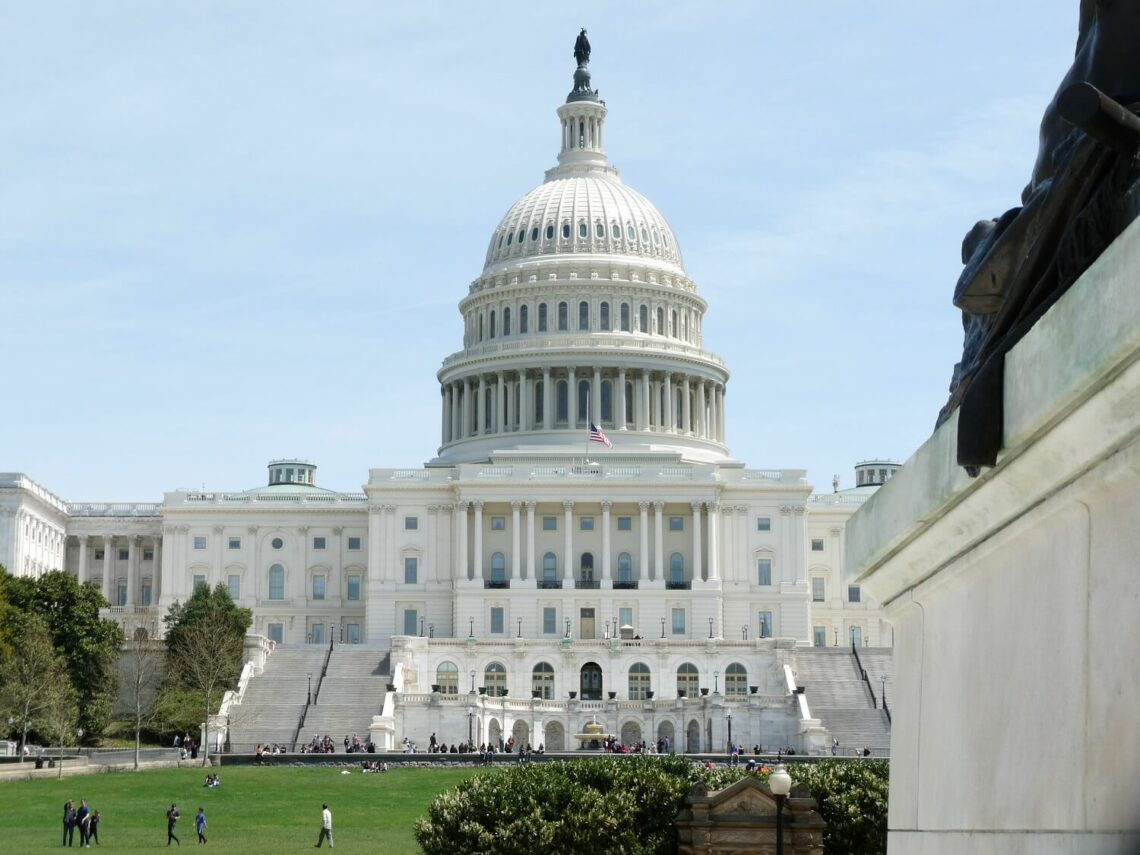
[858, 648, 895, 708]
[793, 647, 891, 756]
[299, 649, 391, 748]
[225, 647, 329, 750]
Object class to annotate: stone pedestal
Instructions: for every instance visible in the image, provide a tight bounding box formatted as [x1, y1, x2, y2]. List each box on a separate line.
[846, 221, 1140, 853]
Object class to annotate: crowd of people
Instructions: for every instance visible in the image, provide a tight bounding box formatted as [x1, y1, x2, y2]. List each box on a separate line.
[299, 734, 377, 754]
[172, 732, 199, 761]
[61, 799, 101, 847]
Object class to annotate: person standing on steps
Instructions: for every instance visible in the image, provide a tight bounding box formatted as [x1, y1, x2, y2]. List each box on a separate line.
[195, 808, 207, 844]
[315, 803, 333, 848]
[166, 803, 181, 846]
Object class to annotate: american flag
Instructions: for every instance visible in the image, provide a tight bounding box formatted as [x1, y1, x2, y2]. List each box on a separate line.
[588, 422, 613, 448]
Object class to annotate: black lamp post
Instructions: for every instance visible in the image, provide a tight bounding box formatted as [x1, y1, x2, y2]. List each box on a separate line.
[604, 620, 610, 639]
[725, 709, 732, 754]
[834, 627, 839, 646]
[466, 708, 474, 744]
[307, 672, 312, 704]
[517, 617, 522, 638]
[428, 623, 435, 639]
[469, 617, 474, 638]
[742, 625, 748, 641]
[419, 616, 425, 637]
[565, 618, 571, 638]
[708, 617, 714, 639]
[660, 617, 666, 638]
[850, 626, 856, 651]
[770, 763, 792, 855]
[713, 670, 719, 693]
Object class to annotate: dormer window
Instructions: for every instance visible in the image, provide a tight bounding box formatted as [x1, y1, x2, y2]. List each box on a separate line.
[531, 227, 539, 241]
[578, 222, 588, 239]
[595, 222, 605, 238]
[517, 228, 525, 244]
[652, 228, 660, 246]
[640, 226, 649, 242]
[507, 231, 513, 245]
[626, 224, 636, 241]
[611, 223, 620, 239]
[562, 223, 571, 239]
[546, 224, 555, 240]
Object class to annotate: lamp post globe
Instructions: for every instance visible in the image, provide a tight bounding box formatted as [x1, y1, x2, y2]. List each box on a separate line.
[769, 763, 792, 855]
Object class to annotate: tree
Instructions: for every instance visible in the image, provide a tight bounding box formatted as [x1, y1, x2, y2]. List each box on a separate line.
[0, 615, 74, 762]
[120, 624, 166, 770]
[39, 678, 80, 779]
[161, 583, 251, 764]
[3, 569, 124, 738]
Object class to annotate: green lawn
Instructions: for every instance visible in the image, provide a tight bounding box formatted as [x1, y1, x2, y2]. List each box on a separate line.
[0, 764, 483, 852]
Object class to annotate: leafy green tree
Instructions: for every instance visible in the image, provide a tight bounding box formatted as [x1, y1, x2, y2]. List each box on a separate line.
[39, 677, 80, 779]
[160, 583, 251, 764]
[2, 570, 123, 738]
[0, 615, 74, 761]
[788, 760, 889, 855]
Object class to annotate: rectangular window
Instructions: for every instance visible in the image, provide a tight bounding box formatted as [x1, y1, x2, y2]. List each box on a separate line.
[758, 558, 772, 586]
[759, 611, 773, 638]
[269, 568, 284, 600]
[491, 516, 506, 531]
[812, 577, 825, 602]
[669, 516, 684, 531]
[403, 609, 418, 636]
[490, 607, 505, 634]
[405, 516, 418, 531]
[617, 516, 631, 531]
[848, 585, 861, 603]
[141, 581, 152, 605]
[813, 626, 827, 648]
[312, 575, 326, 600]
[228, 537, 241, 550]
[671, 607, 686, 635]
[95, 550, 105, 561]
[347, 574, 361, 601]
[619, 607, 633, 631]
[347, 536, 361, 550]
[118, 549, 129, 561]
[313, 536, 326, 550]
[811, 538, 824, 551]
[193, 574, 207, 591]
[193, 536, 207, 550]
[267, 623, 283, 644]
[579, 516, 594, 531]
[542, 516, 557, 531]
[227, 574, 240, 600]
[404, 557, 418, 584]
[116, 582, 127, 607]
[143, 548, 154, 561]
[757, 517, 771, 532]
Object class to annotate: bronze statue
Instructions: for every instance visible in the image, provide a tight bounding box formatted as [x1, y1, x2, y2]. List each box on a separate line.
[574, 28, 590, 67]
[941, 0, 1140, 474]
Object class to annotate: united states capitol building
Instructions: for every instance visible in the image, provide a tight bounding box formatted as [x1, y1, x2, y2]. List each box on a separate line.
[1, 38, 895, 755]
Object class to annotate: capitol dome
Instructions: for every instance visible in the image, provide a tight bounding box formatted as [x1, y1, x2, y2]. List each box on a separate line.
[432, 36, 731, 466]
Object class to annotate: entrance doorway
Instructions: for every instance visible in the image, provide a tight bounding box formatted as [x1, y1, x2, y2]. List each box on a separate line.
[580, 608, 596, 640]
[580, 662, 603, 700]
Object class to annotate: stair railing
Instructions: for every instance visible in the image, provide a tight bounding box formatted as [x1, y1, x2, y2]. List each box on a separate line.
[851, 645, 878, 709]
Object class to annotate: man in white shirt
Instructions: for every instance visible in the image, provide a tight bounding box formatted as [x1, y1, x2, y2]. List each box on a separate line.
[316, 803, 333, 848]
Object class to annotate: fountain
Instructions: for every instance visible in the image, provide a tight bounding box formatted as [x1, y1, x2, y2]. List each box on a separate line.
[572, 716, 613, 750]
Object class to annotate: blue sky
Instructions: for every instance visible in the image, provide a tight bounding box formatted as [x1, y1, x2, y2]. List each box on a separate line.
[2, 2, 1079, 501]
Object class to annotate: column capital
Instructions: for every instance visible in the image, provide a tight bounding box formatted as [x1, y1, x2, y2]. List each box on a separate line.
[639, 501, 651, 512]
[792, 506, 806, 516]
[247, 525, 259, 535]
[707, 502, 720, 515]
[524, 501, 537, 511]
[212, 525, 224, 534]
[473, 500, 484, 511]
[562, 500, 574, 512]
[438, 503, 455, 512]
[333, 526, 344, 535]
[653, 501, 665, 512]
[830, 526, 843, 536]
[132, 534, 143, 544]
[510, 500, 522, 511]
[296, 525, 309, 534]
[691, 500, 703, 512]
[779, 505, 793, 516]
[383, 504, 397, 513]
[736, 505, 749, 515]
[458, 500, 470, 511]
[600, 500, 612, 512]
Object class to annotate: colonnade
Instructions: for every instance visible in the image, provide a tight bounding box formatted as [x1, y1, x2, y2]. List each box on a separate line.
[73, 533, 162, 607]
[444, 498, 722, 586]
[440, 368, 726, 447]
[5, 510, 66, 578]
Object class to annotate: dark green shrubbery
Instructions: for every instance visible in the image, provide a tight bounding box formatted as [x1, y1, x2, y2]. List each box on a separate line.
[415, 756, 888, 855]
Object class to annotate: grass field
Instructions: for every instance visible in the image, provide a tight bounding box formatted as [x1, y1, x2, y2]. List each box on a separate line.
[0, 764, 484, 852]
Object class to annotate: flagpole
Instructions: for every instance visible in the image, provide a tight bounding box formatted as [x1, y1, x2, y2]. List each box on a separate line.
[585, 402, 591, 463]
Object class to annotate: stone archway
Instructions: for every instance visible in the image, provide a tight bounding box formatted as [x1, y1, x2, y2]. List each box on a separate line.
[657, 720, 675, 752]
[544, 721, 565, 752]
[686, 719, 701, 753]
[487, 718, 502, 749]
[620, 720, 642, 747]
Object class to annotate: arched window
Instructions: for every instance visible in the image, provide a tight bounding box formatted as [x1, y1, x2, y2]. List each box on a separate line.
[676, 662, 700, 697]
[595, 221, 605, 238]
[484, 662, 507, 697]
[580, 662, 603, 700]
[656, 307, 665, 335]
[507, 230, 513, 246]
[580, 552, 594, 582]
[558, 302, 568, 331]
[628, 662, 651, 700]
[670, 553, 685, 585]
[627, 224, 636, 241]
[268, 564, 284, 600]
[562, 223, 571, 239]
[578, 301, 590, 331]
[490, 552, 506, 583]
[531, 227, 539, 241]
[652, 228, 660, 246]
[436, 661, 459, 695]
[641, 226, 649, 242]
[517, 228, 525, 244]
[578, 222, 588, 238]
[556, 380, 569, 423]
[577, 379, 589, 423]
[600, 302, 610, 331]
[538, 303, 548, 332]
[532, 662, 555, 699]
[671, 310, 678, 337]
[519, 304, 529, 334]
[503, 307, 511, 336]
[478, 315, 484, 341]
[601, 379, 613, 423]
[617, 552, 632, 583]
[489, 310, 496, 339]
[725, 662, 747, 696]
[484, 393, 492, 432]
[546, 224, 554, 240]
[611, 222, 620, 239]
[542, 552, 558, 582]
[639, 304, 648, 332]
[620, 303, 630, 331]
